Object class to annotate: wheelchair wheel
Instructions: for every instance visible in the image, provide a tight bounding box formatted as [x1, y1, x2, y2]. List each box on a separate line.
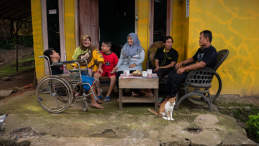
[82, 99, 88, 112]
[36, 75, 72, 113]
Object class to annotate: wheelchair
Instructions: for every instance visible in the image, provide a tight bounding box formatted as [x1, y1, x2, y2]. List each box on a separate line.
[36, 55, 101, 113]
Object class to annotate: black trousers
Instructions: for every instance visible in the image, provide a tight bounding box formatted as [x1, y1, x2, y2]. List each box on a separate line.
[164, 70, 189, 97]
[155, 68, 173, 80]
[116, 70, 138, 93]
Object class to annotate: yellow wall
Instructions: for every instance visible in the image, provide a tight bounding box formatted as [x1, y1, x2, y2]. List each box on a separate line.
[189, 0, 259, 96]
[171, 0, 189, 62]
[64, 0, 76, 68]
[137, 0, 150, 70]
[31, 0, 45, 81]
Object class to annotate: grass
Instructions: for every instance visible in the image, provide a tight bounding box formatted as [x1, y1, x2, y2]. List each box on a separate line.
[0, 55, 35, 78]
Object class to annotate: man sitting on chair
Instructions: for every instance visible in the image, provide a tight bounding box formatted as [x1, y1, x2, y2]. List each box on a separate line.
[163, 30, 217, 103]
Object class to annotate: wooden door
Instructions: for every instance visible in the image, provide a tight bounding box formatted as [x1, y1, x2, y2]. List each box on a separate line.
[78, 0, 99, 49]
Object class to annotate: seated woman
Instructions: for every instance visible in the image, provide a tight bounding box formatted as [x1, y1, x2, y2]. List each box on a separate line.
[72, 34, 105, 100]
[72, 34, 104, 77]
[112, 33, 145, 98]
[143, 36, 178, 98]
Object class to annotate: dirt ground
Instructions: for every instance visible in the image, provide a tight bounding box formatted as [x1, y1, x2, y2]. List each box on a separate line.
[0, 46, 34, 91]
[0, 69, 35, 90]
[0, 46, 33, 67]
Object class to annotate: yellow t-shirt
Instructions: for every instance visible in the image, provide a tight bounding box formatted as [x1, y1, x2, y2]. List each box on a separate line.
[72, 47, 104, 72]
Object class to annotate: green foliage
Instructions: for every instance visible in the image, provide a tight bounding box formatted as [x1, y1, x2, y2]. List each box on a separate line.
[0, 40, 14, 50]
[19, 36, 33, 47]
[246, 113, 259, 142]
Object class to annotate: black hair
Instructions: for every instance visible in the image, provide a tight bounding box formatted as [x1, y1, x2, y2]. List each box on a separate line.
[163, 36, 173, 44]
[200, 30, 212, 42]
[43, 49, 54, 64]
[102, 40, 112, 48]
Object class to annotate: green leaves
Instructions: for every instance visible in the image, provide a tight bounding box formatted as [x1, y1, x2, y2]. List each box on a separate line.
[246, 113, 259, 142]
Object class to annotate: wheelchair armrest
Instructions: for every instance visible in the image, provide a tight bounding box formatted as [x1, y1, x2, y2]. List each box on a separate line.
[51, 59, 88, 67]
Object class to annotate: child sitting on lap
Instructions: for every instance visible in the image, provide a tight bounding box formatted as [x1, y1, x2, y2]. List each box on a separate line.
[93, 40, 118, 102]
[43, 49, 104, 109]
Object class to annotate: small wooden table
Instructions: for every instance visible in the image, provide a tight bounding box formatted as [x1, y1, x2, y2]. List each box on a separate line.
[119, 77, 159, 111]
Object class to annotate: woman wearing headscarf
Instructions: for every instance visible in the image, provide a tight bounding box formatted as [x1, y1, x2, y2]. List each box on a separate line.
[71, 35, 104, 105]
[112, 33, 145, 97]
[72, 34, 104, 77]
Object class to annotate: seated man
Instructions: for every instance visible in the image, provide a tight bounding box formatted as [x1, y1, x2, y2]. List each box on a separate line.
[43, 49, 104, 109]
[143, 36, 178, 97]
[164, 30, 217, 102]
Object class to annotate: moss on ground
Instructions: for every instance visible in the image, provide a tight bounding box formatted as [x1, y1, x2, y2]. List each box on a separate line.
[0, 55, 35, 78]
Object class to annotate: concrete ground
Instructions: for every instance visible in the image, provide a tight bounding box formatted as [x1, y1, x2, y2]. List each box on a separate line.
[0, 88, 257, 146]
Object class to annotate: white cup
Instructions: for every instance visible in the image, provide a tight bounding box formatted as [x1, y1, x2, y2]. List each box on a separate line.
[147, 69, 152, 77]
[142, 71, 147, 77]
[124, 70, 130, 76]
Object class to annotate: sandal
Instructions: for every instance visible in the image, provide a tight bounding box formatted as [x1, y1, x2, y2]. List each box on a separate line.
[104, 96, 111, 102]
[131, 92, 139, 97]
[97, 95, 103, 100]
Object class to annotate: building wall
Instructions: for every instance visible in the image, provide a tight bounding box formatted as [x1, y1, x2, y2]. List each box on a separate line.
[189, 0, 259, 96]
[64, 0, 76, 70]
[136, 0, 150, 70]
[31, 0, 45, 81]
[170, 0, 189, 63]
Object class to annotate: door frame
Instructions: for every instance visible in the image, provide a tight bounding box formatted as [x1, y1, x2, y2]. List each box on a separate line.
[149, 0, 173, 47]
[41, 0, 65, 75]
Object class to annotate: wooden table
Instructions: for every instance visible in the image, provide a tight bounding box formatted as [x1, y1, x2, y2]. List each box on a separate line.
[119, 77, 159, 111]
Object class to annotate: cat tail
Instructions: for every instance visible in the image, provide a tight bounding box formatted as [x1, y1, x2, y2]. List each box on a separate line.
[148, 108, 159, 116]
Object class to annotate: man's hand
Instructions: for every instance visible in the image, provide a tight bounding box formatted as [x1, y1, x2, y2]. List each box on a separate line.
[153, 66, 160, 72]
[98, 68, 103, 74]
[111, 67, 118, 73]
[175, 62, 183, 69]
[177, 68, 186, 74]
[129, 64, 136, 68]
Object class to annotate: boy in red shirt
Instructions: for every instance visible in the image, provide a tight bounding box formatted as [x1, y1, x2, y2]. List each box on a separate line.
[94, 40, 118, 102]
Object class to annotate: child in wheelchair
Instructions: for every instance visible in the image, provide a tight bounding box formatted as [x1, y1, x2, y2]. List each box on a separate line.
[43, 49, 104, 109]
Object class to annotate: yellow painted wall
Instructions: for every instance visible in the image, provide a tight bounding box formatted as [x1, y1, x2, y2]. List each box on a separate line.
[137, 0, 150, 70]
[64, 0, 76, 68]
[189, 0, 259, 96]
[31, 0, 45, 81]
[171, 0, 189, 62]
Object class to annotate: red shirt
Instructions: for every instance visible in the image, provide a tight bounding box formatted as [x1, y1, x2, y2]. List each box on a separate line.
[101, 51, 118, 72]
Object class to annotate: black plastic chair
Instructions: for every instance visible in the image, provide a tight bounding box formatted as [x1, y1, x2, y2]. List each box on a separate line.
[174, 49, 229, 111]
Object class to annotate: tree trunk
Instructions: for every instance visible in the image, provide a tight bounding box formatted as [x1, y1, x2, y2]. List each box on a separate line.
[15, 21, 18, 73]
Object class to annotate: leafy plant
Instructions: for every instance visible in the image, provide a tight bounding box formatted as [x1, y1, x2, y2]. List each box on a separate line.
[246, 113, 259, 142]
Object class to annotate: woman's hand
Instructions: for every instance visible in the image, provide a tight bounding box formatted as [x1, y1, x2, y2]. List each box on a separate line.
[129, 64, 136, 68]
[98, 68, 103, 74]
[81, 52, 90, 59]
[111, 67, 118, 73]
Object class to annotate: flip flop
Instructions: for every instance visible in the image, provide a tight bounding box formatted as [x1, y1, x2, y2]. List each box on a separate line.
[97, 95, 103, 100]
[131, 92, 139, 97]
[104, 96, 111, 102]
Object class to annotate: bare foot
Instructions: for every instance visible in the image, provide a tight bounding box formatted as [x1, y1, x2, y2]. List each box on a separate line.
[141, 89, 148, 94]
[145, 92, 154, 97]
[91, 103, 104, 109]
[96, 99, 103, 104]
